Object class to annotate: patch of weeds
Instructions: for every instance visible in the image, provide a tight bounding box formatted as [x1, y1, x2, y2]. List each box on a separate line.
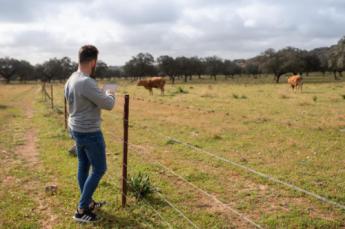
[341, 94, 345, 100]
[213, 134, 222, 140]
[127, 172, 156, 201]
[166, 139, 179, 145]
[170, 87, 189, 96]
[280, 94, 290, 99]
[232, 94, 247, 99]
[312, 96, 317, 102]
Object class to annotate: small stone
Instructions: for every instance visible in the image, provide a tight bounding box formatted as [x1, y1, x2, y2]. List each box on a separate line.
[45, 185, 58, 195]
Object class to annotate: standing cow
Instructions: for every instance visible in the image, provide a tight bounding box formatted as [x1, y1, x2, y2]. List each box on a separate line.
[288, 75, 303, 92]
[137, 77, 166, 95]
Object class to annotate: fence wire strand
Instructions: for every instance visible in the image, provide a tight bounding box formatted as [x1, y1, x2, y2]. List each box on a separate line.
[107, 131, 261, 228]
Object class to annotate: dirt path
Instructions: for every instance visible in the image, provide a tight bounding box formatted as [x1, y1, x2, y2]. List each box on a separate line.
[15, 90, 58, 229]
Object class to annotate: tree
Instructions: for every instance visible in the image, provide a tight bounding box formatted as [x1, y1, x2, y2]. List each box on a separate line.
[303, 52, 321, 76]
[16, 60, 35, 82]
[60, 57, 77, 81]
[189, 57, 205, 80]
[174, 57, 190, 82]
[157, 55, 176, 83]
[223, 60, 234, 79]
[95, 60, 109, 79]
[310, 47, 329, 75]
[0, 58, 19, 83]
[244, 63, 260, 77]
[205, 56, 223, 81]
[261, 47, 306, 83]
[40, 58, 64, 82]
[124, 53, 157, 79]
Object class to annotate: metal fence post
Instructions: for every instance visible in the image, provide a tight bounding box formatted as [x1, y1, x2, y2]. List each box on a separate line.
[122, 95, 129, 208]
[50, 84, 54, 109]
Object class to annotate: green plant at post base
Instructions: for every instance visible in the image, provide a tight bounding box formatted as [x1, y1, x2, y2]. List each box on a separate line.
[127, 172, 156, 200]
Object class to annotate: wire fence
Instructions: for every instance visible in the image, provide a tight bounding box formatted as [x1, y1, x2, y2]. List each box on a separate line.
[40, 85, 345, 228]
[107, 132, 263, 228]
[119, 114, 345, 212]
[40, 88, 205, 228]
[109, 92, 345, 211]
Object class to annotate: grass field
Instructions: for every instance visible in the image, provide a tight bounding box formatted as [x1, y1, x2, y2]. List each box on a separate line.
[1, 74, 345, 228]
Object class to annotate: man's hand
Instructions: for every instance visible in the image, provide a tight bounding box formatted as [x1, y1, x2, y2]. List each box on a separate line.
[105, 89, 115, 97]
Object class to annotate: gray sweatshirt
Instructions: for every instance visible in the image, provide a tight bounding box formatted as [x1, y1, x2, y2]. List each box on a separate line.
[64, 71, 115, 133]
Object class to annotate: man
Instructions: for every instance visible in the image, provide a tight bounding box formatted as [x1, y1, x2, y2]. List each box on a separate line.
[64, 45, 115, 223]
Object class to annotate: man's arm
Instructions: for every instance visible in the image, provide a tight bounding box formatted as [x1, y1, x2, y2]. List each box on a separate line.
[82, 78, 115, 110]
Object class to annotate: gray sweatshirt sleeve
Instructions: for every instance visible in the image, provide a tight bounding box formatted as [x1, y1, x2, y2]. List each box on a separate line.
[82, 78, 115, 110]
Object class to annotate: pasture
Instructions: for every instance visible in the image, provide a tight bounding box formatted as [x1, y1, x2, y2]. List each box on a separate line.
[1, 74, 345, 228]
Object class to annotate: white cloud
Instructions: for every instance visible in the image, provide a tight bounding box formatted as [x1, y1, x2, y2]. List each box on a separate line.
[0, 0, 344, 65]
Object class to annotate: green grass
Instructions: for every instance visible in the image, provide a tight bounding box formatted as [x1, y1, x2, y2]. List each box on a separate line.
[2, 74, 345, 228]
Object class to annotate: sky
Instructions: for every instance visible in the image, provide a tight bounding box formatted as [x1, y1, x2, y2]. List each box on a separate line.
[0, 0, 344, 65]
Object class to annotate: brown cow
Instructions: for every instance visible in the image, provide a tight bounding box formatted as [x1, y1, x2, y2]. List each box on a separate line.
[137, 77, 166, 95]
[288, 75, 303, 92]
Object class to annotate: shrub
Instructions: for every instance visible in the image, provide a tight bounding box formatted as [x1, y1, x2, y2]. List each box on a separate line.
[127, 172, 156, 200]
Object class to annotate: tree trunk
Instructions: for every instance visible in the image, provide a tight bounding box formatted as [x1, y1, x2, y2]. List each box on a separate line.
[275, 73, 282, 83]
[333, 71, 338, 80]
[170, 75, 175, 84]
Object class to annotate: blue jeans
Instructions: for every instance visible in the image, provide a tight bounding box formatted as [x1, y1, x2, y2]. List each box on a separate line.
[70, 130, 107, 209]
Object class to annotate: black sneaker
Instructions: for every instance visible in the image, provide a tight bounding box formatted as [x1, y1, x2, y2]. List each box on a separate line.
[73, 208, 100, 223]
[89, 200, 107, 212]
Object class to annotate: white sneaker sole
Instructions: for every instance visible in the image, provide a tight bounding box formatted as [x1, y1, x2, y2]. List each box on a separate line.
[72, 216, 101, 223]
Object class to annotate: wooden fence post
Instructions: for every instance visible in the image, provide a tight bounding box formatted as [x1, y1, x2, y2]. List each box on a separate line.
[122, 95, 129, 208]
[50, 84, 54, 109]
[64, 97, 68, 130]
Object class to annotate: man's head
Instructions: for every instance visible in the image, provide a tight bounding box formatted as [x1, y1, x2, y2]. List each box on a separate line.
[79, 45, 98, 78]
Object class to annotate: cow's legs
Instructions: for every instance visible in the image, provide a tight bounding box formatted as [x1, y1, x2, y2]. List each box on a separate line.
[291, 85, 295, 92]
[160, 87, 164, 96]
[149, 88, 153, 95]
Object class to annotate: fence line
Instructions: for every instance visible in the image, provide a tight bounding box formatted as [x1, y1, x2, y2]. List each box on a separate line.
[115, 169, 174, 229]
[41, 82, 54, 110]
[116, 154, 195, 228]
[132, 125, 345, 211]
[156, 192, 200, 229]
[106, 131, 201, 228]
[141, 199, 174, 229]
[156, 163, 263, 229]
[107, 132, 261, 228]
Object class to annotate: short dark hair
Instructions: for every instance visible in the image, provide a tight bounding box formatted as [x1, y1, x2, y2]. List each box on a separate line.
[79, 45, 98, 63]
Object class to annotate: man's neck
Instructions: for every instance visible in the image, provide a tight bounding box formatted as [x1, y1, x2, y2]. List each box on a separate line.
[78, 65, 91, 76]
